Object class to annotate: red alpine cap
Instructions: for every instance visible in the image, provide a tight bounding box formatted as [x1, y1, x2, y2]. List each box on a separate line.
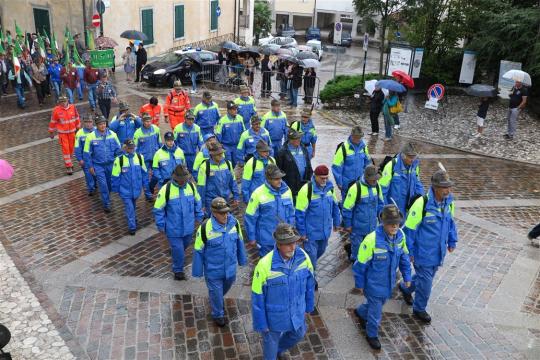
[314, 165, 329, 176]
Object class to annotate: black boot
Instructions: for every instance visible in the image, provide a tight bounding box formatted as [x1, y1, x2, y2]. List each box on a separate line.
[214, 317, 227, 327]
[413, 310, 432, 324]
[399, 284, 413, 305]
[174, 272, 186, 281]
[366, 336, 381, 350]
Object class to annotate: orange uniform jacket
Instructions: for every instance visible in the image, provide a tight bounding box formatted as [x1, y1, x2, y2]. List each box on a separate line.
[48, 104, 81, 134]
[139, 103, 162, 125]
[164, 90, 191, 129]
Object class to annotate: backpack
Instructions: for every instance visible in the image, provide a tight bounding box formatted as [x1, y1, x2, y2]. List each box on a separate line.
[352, 181, 381, 204]
[119, 153, 143, 168]
[334, 143, 375, 189]
[164, 181, 196, 204]
[250, 157, 276, 177]
[306, 182, 335, 202]
[199, 218, 241, 244]
[407, 194, 429, 218]
[378, 155, 397, 175]
[203, 159, 233, 178]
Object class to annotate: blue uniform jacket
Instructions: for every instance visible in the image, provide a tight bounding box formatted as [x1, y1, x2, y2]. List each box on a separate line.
[197, 158, 239, 206]
[234, 96, 257, 128]
[295, 178, 341, 241]
[353, 226, 412, 298]
[241, 154, 275, 202]
[404, 188, 458, 267]
[236, 127, 273, 164]
[83, 129, 122, 167]
[331, 138, 371, 190]
[74, 128, 94, 161]
[111, 152, 149, 199]
[194, 101, 220, 130]
[174, 123, 203, 156]
[244, 181, 295, 246]
[216, 114, 245, 146]
[251, 246, 315, 332]
[47, 63, 63, 82]
[292, 119, 317, 157]
[380, 154, 425, 215]
[192, 215, 248, 279]
[152, 145, 185, 186]
[109, 114, 143, 144]
[342, 177, 385, 236]
[153, 180, 204, 237]
[133, 125, 161, 165]
[262, 111, 288, 144]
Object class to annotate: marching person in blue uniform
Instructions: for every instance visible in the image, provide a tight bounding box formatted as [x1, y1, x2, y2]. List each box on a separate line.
[153, 165, 204, 280]
[192, 197, 247, 327]
[342, 165, 385, 261]
[197, 143, 239, 216]
[261, 99, 288, 155]
[74, 115, 97, 196]
[332, 126, 372, 201]
[174, 110, 203, 171]
[399, 168, 458, 324]
[193, 91, 221, 136]
[352, 204, 412, 350]
[295, 165, 341, 282]
[109, 101, 142, 144]
[133, 113, 162, 200]
[245, 164, 295, 257]
[275, 129, 313, 199]
[152, 131, 185, 189]
[83, 115, 122, 212]
[236, 115, 273, 166]
[241, 140, 276, 203]
[111, 139, 149, 235]
[251, 223, 315, 360]
[289, 108, 317, 159]
[215, 101, 245, 167]
[234, 84, 257, 129]
[192, 133, 218, 178]
[379, 142, 424, 217]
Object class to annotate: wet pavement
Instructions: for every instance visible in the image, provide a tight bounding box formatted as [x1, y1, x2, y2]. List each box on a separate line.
[0, 77, 539, 359]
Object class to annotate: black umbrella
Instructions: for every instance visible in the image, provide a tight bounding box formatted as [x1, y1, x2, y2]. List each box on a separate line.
[296, 51, 318, 60]
[465, 84, 498, 97]
[222, 41, 241, 51]
[239, 47, 260, 58]
[260, 45, 280, 56]
[120, 30, 148, 41]
[183, 52, 204, 71]
[278, 54, 301, 64]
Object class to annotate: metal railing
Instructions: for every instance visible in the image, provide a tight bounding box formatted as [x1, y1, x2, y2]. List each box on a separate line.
[197, 64, 321, 104]
[169, 33, 246, 53]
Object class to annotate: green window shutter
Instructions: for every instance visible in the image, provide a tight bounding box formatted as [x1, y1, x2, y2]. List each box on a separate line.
[210, 1, 218, 31]
[33, 8, 51, 36]
[141, 9, 154, 44]
[174, 5, 185, 39]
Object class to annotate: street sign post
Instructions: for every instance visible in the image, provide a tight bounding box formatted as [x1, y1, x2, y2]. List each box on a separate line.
[92, 14, 101, 27]
[362, 33, 369, 83]
[96, 0, 105, 36]
[363, 33, 369, 52]
[425, 84, 445, 110]
[333, 22, 342, 45]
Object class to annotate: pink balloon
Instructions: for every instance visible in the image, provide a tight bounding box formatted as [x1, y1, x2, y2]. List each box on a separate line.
[0, 159, 15, 180]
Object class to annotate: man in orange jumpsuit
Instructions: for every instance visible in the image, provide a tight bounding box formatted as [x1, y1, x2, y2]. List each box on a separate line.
[48, 96, 81, 175]
[164, 80, 191, 130]
[139, 96, 162, 125]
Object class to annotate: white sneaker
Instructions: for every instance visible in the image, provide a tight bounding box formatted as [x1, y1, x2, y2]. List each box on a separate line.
[394, 125, 400, 130]
[371, 132, 378, 136]
[473, 133, 482, 138]
[530, 236, 540, 248]
[384, 137, 392, 142]
[190, 89, 196, 94]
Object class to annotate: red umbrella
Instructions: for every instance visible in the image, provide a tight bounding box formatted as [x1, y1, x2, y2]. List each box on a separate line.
[392, 70, 415, 88]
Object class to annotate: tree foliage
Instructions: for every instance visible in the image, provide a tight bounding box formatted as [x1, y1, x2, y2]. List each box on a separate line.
[253, 0, 272, 44]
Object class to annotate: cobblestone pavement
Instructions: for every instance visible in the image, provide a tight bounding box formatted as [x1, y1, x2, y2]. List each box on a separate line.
[0, 77, 539, 359]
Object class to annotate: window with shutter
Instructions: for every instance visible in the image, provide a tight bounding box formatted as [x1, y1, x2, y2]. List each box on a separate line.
[141, 8, 154, 45]
[210, 0, 218, 31]
[174, 5, 185, 39]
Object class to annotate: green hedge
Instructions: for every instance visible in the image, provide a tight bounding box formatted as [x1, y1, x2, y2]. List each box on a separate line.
[320, 73, 381, 103]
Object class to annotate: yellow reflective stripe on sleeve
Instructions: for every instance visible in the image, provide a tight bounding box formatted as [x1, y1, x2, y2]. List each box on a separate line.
[245, 188, 261, 215]
[295, 184, 309, 212]
[242, 158, 255, 180]
[342, 184, 358, 211]
[299, 248, 314, 272]
[252, 251, 274, 294]
[194, 224, 205, 250]
[404, 197, 425, 230]
[111, 157, 121, 176]
[154, 186, 167, 209]
[357, 232, 376, 263]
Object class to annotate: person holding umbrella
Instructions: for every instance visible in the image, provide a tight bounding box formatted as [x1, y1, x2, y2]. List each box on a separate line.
[465, 84, 497, 138]
[504, 79, 529, 141]
[260, 54, 274, 98]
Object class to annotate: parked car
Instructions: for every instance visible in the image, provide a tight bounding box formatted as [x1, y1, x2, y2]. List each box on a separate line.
[328, 30, 353, 47]
[277, 24, 296, 38]
[305, 27, 321, 41]
[306, 39, 323, 60]
[259, 36, 298, 48]
[141, 49, 218, 87]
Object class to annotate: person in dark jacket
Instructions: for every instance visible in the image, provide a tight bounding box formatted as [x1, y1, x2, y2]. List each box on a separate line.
[529, 222, 540, 248]
[288, 64, 303, 107]
[276, 128, 313, 199]
[369, 86, 385, 135]
[135, 43, 147, 82]
[303, 68, 317, 104]
[260, 54, 273, 98]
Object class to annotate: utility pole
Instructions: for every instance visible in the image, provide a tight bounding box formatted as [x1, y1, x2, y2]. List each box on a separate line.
[312, 0, 317, 27]
[82, 0, 88, 47]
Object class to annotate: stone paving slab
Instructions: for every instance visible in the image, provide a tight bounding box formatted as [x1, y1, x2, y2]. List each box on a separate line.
[523, 270, 540, 315]
[0, 178, 155, 272]
[58, 286, 340, 360]
[348, 310, 527, 359]
[461, 206, 540, 235]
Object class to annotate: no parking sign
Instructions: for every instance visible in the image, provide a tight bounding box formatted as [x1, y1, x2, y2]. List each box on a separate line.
[425, 84, 445, 110]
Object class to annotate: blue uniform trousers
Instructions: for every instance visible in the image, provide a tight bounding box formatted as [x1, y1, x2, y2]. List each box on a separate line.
[94, 163, 113, 208]
[167, 234, 193, 273]
[355, 295, 387, 338]
[303, 238, 328, 270]
[271, 141, 282, 157]
[206, 276, 236, 319]
[201, 127, 214, 137]
[350, 233, 366, 261]
[185, 154, 196, 174]
[223, 144, 237, 167]
[121, 197, 138, 231]
[399, 264, 438, 312]
[263, 322, 306, 360]
[82, 164, 96, 193]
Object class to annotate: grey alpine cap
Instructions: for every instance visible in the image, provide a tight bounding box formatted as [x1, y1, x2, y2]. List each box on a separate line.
[401, 142, 418, 157]
[288, 128, 303, 140]
[364, 164, 380, 182]
[380, 204, 403, 225]
[265, 164, 285, 179]
[256, 140, 271, 152]
[172, 165, 191, 181]
[273, 223, 300, 245]
[211, 197, 231, 213]
[431, 169, 454, 187]
[351, 125, 364, 137]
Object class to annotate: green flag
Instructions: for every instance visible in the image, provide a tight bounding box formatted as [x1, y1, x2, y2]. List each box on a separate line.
[51, 31, 58, 55]
[37, 35, 46, 58]
[0, 41, 5, 55]
[13, 38, 23, 57]
[0, 26, 5, 43]
[86, 29, 95, 51]
[14, 21, 23, 39]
